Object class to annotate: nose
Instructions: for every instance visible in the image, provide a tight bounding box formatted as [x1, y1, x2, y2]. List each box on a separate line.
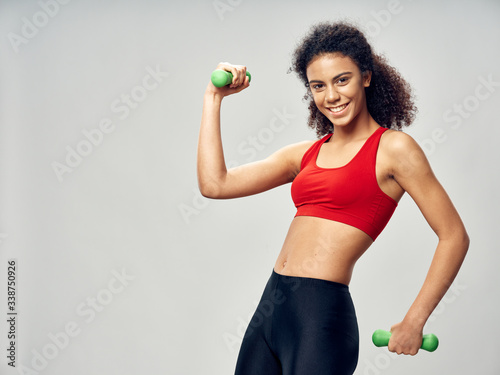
[325, 85, 340, 103]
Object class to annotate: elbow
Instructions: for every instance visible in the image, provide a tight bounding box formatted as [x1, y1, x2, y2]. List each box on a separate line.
[198, 180, 222, 199]
[197, 169, 227, 199]
[438, 227, 470, 254]
[462, 230, 470, 252]
[199, 186, 216, 199]
[198, 183, 215, 199]
[453, 228, 470, 256]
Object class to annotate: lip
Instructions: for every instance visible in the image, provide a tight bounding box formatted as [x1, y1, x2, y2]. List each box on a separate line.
[326, 102, 350, 116]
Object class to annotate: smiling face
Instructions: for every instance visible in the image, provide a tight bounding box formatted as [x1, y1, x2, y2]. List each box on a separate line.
[306, 53, 372, 129]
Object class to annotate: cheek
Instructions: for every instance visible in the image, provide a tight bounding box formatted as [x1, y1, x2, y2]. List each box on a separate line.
[312, 93, 324, 107]
[339, 85, 358, 99]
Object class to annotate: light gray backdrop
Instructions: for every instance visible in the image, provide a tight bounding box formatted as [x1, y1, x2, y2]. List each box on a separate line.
[1, 0, 499, 374]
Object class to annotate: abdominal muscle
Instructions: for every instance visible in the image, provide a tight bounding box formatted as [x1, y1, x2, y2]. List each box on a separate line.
[273, 216, 374, 286]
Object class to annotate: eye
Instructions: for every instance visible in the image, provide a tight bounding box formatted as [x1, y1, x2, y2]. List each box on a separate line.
[337, 77, 349, 85]
[312, 83, 324, 90]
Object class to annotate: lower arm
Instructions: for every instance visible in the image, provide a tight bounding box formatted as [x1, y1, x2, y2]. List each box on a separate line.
[197, 92, 227, 197]
[402, 233, 469, 330]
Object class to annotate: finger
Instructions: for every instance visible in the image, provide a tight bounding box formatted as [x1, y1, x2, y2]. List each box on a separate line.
[387, 337, 400, 354]
[233, 66, 243, 86]
[231, 77, 250, 94]
[229, 66, 239, 88]
[216, 62, 238, 87]
[231, 66, 247, 88]
[238, 66, 247, 86]
[229, 70, 239, 88]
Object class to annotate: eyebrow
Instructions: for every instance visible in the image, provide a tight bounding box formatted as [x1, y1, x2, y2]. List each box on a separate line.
[308, 71, 352, 84]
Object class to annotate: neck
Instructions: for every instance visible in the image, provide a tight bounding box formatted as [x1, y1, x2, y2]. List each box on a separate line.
[332, 106, 379, 141]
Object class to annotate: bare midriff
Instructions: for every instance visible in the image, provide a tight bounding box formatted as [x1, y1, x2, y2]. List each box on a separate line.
[273, 216, 374, 286]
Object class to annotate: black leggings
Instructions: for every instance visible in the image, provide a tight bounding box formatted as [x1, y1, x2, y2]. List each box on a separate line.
[234, 268, 359, 375]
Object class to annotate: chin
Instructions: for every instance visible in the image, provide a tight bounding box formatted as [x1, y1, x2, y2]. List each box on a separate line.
[327, 115, 352, 128]
[320, 108, 355, 128]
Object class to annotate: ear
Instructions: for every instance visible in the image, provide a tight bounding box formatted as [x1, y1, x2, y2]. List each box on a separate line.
[362, 71, 372, 87]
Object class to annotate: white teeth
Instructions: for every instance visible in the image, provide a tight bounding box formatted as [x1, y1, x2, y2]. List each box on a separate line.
[330, 103, 348, 113]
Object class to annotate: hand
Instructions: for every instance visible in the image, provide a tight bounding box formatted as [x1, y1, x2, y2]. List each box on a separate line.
[206, 62, 250, 99]
[387, 321, 423, 355]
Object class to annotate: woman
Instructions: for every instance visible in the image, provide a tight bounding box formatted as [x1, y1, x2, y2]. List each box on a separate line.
[197, 21, 469, 375]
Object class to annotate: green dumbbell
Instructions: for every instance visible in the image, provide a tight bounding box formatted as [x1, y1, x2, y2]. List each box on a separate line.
[210, 70, 251, 87]
[372, 329, 439, 352]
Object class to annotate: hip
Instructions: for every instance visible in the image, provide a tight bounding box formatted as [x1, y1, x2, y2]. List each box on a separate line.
[258, 268, 359, 347]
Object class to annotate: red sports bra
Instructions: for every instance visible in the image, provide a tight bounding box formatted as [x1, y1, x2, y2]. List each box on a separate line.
[291, 127, 397, 241]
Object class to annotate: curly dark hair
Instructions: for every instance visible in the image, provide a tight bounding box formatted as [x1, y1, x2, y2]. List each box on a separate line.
[289, 21, 417, 138]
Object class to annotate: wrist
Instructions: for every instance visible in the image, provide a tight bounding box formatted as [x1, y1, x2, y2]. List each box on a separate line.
[401, 312, 427, 332]
[204, 85, 224, 103]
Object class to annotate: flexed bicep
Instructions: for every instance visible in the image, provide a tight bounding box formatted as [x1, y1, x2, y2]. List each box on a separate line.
[203, 140, 314, 199]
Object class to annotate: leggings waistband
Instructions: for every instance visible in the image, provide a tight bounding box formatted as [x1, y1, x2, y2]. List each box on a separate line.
[270, 268, 349, 291]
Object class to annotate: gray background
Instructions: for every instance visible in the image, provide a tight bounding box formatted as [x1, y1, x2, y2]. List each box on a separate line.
[1, 0, 499, 374]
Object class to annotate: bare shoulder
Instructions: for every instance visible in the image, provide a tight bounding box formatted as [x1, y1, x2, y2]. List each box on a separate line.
[286, 139, 316, 155]
[272, 139, 315, 158]
[379, 129, 432, 178]
[270, 139, 316, 177]
[380, 129, 422, 156]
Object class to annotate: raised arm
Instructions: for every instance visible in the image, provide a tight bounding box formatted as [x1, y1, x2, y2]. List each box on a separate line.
[197, 62, 313, 199]
[384, 131, 470, 355]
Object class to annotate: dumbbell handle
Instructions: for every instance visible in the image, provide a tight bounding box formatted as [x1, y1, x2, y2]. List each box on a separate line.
[210, 70, 251, 87]
[372, 329, 439, 352]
